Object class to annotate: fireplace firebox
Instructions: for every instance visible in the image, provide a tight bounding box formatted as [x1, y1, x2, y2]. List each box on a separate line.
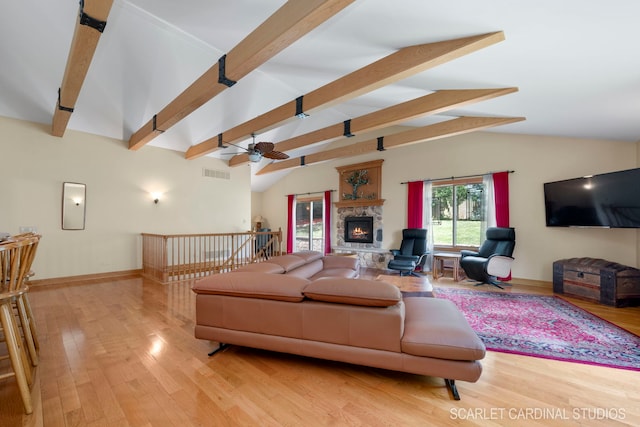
[344, 216, 374, 244]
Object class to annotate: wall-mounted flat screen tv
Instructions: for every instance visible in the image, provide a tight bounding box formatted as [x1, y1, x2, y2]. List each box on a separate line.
[544, 167, 640, 228]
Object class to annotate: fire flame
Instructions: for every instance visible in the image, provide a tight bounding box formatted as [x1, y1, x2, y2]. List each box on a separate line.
[352, 227, 367, 237]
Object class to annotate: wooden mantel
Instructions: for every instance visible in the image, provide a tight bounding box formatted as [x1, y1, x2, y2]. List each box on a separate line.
[334, 160, 385, 208]
[334, 199, 385, 208]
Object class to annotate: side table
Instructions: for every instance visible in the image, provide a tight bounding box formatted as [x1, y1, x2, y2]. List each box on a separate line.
[432, 252, 465, 281]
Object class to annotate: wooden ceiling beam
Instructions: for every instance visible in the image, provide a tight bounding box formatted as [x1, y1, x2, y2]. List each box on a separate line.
[185, 31, 506, 160]
[228, 87, 518, 166]
[256, 116, 525, 175]
[52, 0, 114, 137]
[128, 0, 354, 151]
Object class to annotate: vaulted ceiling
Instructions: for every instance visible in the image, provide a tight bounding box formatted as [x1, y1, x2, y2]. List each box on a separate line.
[2, 1, 640, 191]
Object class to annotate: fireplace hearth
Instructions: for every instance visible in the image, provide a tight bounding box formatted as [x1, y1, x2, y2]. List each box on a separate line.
[344, 216, 374, 244]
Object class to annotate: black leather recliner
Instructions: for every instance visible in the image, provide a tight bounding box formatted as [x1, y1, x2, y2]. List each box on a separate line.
[460, 227, 516, 289]
[387, 228, 429, 277]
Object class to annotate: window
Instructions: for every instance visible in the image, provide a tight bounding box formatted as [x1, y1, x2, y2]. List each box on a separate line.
[295, 197, 325, 252]
[431, 177, 484, 249]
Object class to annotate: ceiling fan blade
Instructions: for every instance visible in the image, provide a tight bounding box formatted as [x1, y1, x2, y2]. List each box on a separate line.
[254, 141, 275, 153]
[263, 150, 289, 160]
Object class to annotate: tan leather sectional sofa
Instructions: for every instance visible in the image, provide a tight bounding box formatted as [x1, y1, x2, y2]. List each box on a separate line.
[192, 251, 485, 399]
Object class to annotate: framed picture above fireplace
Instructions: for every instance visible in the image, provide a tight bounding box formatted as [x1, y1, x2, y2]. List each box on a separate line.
[335, 159, 384, 208]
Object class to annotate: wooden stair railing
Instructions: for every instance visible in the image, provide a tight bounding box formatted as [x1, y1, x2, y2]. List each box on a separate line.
[141, 229, 283, 284]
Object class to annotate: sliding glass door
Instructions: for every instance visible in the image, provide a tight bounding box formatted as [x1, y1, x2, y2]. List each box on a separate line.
[295, 198, 324, 252]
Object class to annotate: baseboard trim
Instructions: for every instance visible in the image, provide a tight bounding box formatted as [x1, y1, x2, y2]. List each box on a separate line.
[27, 268, 552, 290]
[510, 277, 553, 289]
[30, 269, 142, 287]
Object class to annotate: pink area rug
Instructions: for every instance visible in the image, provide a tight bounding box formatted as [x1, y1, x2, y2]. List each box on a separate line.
[432, 287, 640, 371]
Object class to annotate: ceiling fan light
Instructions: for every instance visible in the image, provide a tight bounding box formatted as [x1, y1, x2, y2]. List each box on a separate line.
[248, 152, 262, 162]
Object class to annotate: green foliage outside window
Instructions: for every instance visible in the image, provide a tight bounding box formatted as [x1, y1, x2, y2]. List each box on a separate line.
[432, 183, 484, 247]
[432, 220, 482, 246]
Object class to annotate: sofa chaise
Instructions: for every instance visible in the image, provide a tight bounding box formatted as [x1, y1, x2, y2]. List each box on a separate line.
[192, 251, 486, 399]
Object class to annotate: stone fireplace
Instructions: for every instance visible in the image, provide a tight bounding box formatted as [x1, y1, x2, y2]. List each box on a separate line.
[334, 205, 392, 269]
[333, 159, 392, 269]
[336, 206, 382, 249]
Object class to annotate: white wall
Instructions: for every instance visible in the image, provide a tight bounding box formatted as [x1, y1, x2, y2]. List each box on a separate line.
[3, 114, 637, 283]
[1, 116, 251, 280]
[251, 191, 264, 230]
[259, 130, 639, 282]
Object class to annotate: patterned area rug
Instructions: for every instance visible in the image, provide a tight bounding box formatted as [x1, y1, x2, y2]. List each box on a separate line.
[432, 287, 640, 370]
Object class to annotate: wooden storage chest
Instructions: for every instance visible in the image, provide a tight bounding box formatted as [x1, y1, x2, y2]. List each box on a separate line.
[553, 257, 640, 307]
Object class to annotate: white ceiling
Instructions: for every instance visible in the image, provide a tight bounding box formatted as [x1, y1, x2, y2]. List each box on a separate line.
[2, 1, 640, 191]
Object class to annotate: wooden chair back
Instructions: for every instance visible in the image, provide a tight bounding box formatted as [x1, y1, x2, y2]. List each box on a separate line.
[0, 234, 40, 295]
[0, 236, 40, 415]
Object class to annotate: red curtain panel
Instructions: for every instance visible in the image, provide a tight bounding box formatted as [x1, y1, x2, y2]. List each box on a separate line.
[407, 180, 424, 228]
[324, 190, 332, 255]
[493, 171, 510, 227]
[286, 194, 295, 253]
[493, 171, 511, 280]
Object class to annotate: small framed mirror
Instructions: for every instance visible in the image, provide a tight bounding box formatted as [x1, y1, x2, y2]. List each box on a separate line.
[62, 182, 86, 230]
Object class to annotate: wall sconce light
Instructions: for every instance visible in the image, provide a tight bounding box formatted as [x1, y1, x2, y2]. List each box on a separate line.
[151, 192, 162, 204]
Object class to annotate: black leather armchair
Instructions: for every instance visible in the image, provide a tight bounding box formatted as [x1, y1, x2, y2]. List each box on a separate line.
[460, 227, 516, 289]
[387, 228, 429, 276]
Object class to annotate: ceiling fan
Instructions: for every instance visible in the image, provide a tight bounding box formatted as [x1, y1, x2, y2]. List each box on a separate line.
[222, 134, 289, 162]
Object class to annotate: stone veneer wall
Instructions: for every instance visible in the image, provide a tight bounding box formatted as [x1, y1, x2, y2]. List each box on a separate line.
[335, 205, 392, 269]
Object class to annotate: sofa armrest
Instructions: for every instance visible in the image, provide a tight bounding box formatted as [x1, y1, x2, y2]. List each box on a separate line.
[322, 255, 359, 271]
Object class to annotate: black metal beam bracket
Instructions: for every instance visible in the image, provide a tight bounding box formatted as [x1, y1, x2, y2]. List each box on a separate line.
[57, 88, 74, 113]
[343, 119, 355, 137]
[152, 114, 165, 133]
[295, 96, 309, 118]
[217, 54, 237, 87]
[79, 0, 107, 33]
[217, 133, 227, 148]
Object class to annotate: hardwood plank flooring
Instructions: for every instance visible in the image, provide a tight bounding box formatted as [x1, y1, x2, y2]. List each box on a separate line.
[1, 270, 639, 426]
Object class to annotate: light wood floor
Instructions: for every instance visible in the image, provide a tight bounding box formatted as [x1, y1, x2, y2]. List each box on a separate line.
[2, 270, 639, 426]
